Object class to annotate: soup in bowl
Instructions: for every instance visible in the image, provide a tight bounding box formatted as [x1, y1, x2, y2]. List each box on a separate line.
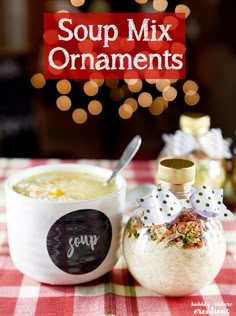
[5, 163, 126, 285]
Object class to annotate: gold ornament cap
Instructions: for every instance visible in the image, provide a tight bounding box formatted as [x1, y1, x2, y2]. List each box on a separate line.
[179, 112, 210, 137]
[158, 158, 196, 185]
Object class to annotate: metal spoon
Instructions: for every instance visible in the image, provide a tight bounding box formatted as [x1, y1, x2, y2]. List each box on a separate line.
[104, 135, 142, 186]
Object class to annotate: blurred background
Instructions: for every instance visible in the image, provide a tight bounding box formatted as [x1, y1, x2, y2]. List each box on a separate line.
[0, 0, 235, 160]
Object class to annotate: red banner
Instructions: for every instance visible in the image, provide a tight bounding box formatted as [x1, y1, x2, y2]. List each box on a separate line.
[44, 12, 185, 79]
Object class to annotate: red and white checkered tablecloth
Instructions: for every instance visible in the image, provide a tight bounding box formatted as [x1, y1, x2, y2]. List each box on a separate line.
[0, 158, 235, 316]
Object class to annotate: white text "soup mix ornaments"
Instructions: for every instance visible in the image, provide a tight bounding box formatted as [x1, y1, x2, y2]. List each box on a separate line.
[44, 12, 185, 79]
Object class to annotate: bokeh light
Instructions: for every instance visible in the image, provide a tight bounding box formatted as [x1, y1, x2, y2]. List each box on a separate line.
[135, 0, 148, 4]
[70, 0, 85, 7]
[56, 79, 72, 94]
[149, 97, 166, 115]
[124, 78, 139, 86]
[165, 69, 180, 83]
[118, 104, 133, 119]
[148, 36, 164, 52]
[183, 80, 199, 93]
[48, 60, 65, 76]
[156, 79, 170, 92]
[72, 108, 88, 124]
[56, 96, 72, 111]
[163, 15, 179, 30]
[124, 97, 138, 112]
[184, 91, 200, 106]
[144, 69, 160, 83]
[156, 96, 168, 109]
[127, 79, 143, 93]
[153, 0, 168, 12]
[162, 86, 177, 101]
[88, 100, 103, 115]
[89, 73, 104, 87]
[78, 39, 94, 53]
[169, 78, 179, 84]
[175, 4, 191, 19]
[124, 71, 139, 86]
[43, 29, 58, 46]
[30, 73, 46, 89]
[83, 80, 99, 96]
[145, 78, 157, 84]
[56, 10, 70, 13]
[120, 37, 136, 52]
[109, 36, 122, 51]
[170, 42, 186, 55]
[138, 92, 153, 107]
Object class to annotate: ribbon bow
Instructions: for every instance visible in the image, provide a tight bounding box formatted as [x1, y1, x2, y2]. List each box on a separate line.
[137, 185, 232, 226]
[161, 129, 232, 159]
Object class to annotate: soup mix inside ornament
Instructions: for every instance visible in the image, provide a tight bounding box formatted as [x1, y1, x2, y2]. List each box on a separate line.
[157, 112, 232, 189]
[123, 158, 232, 297]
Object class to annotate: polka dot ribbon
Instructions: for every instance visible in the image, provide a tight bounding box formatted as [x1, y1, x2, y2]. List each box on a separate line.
[137, 185, 233, 226]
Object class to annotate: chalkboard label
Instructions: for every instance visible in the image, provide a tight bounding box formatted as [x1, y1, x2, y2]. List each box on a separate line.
[47, 209, 112, 275]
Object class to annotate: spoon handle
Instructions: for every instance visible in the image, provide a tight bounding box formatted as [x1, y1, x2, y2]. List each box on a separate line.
[105, 135, 142, 185]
